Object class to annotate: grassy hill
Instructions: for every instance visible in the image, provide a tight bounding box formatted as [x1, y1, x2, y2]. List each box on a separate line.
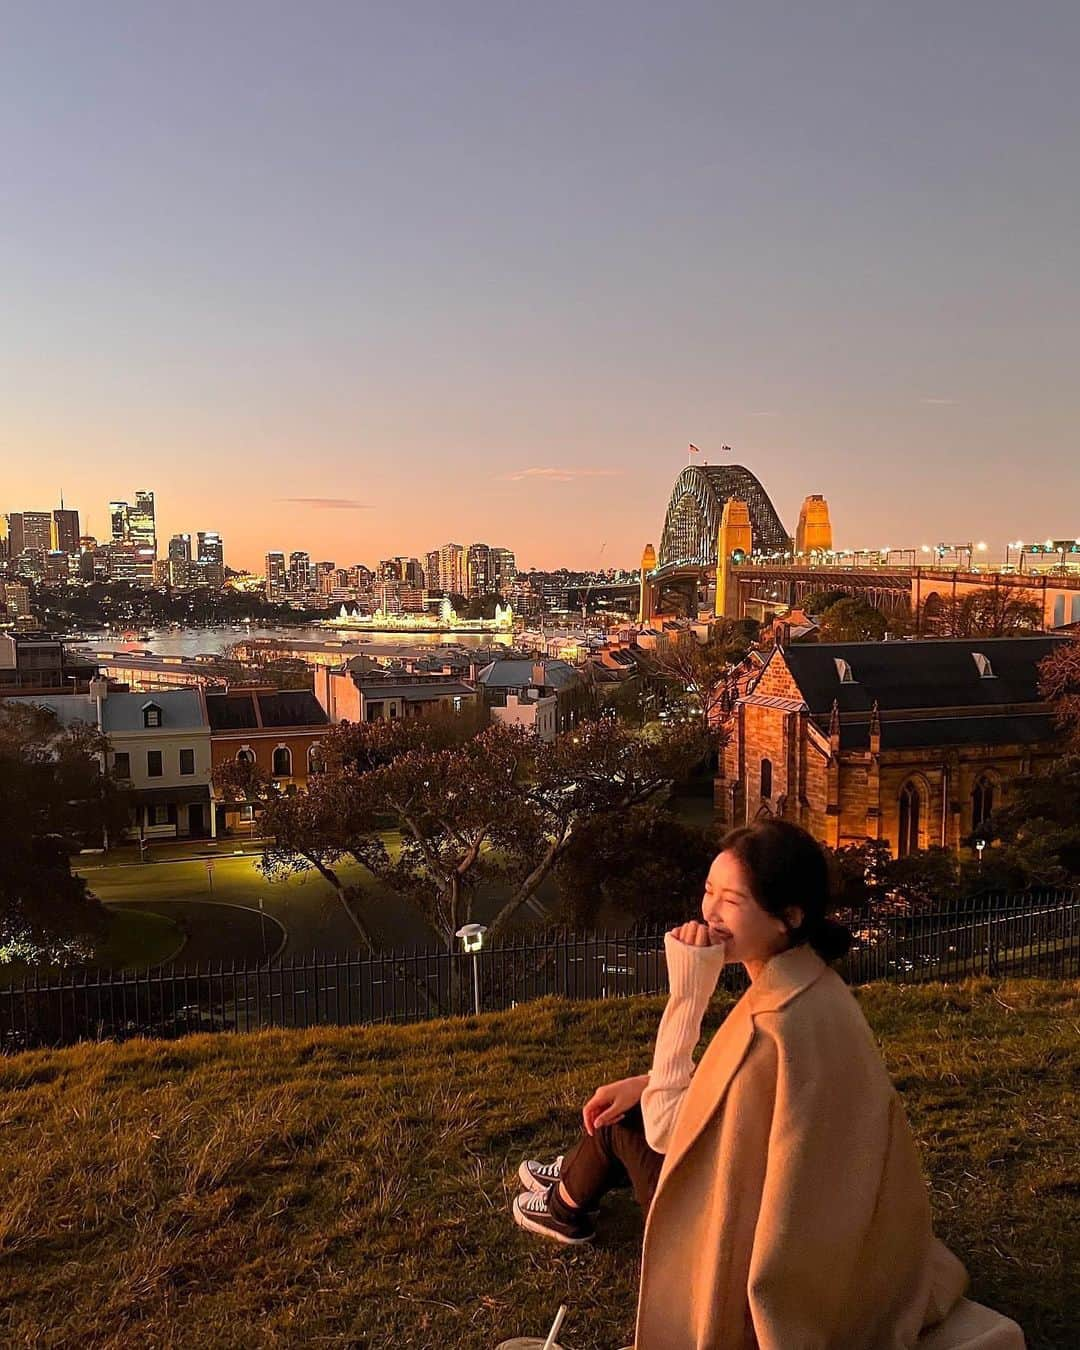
[0, 980, 1076, 1349]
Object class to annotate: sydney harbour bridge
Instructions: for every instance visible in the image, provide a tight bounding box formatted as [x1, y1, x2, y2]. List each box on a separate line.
[636, 461, 1080, 629]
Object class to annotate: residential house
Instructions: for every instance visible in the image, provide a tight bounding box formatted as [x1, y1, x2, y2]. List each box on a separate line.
[314, 662, 478, 723]
[205, 688, 330, 833]
[476, 659, 589, 735]
[12, 681, 214, 840]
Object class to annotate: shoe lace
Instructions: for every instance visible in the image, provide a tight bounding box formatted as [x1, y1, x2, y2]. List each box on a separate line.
[535, 1156, 563, 1179]
[523, 1188, 552, 1214]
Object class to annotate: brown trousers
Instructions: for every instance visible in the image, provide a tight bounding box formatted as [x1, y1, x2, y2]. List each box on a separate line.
[558, 1103, 664, 1215]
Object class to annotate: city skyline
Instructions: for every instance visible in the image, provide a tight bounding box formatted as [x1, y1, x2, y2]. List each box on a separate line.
[3, 3, 1079, 570]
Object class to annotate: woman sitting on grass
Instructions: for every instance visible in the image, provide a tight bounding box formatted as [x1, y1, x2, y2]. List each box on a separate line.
[511, 819, 976, 1348]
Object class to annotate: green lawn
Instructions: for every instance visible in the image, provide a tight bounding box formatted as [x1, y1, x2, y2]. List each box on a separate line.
[0, 979, 1074, 1348]
[77, 849, 435, 955]
[94, 906, 184, 969]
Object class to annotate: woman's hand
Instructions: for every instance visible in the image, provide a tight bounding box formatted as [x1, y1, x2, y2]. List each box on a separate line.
[582, 1073, 649, 1136]
[668, 921, 725, 948]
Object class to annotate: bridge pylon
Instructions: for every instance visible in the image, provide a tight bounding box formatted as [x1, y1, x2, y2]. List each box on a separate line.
[639, 543, 657, 623]
[715, 499, 752, 618]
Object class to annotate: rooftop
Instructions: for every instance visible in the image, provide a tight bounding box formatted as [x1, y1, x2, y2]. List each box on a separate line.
[781, 637, 1067, 716]
[475, 658, 581, 691]
[204, 689, 329, 731]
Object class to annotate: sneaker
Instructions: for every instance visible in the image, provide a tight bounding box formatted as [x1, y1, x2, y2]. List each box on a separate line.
[518, 1155, 563, 1193]
[512, 1186, 595, 1245]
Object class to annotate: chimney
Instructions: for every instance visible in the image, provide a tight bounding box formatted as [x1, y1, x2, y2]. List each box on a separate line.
[89, 675, 108, 729]
[531, 661, 545, 687]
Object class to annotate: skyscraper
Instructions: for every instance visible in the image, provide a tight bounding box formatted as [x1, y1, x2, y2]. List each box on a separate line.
[129, 491, 156, 554]
[265, 552, 287, 602]
[466, 543, 492, 597]
[6, 512, 53, 557]
[196, 531, 225, 588]
[437, 542, 465, 596]
[52, 508, 81, 554]
[490, 547, 517, 595]
[288, 550, 312, 593]
[425, 550, 441, 592]
[108, 489, 156, 582]
[168, 534, 193, 588]
[109, 500, 129, 544]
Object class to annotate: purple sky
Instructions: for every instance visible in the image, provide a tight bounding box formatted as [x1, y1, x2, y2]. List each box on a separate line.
[2, 1, 1078, 571]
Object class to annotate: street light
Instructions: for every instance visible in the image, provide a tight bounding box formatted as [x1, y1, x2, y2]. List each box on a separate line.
[455, 923, 487, 1016]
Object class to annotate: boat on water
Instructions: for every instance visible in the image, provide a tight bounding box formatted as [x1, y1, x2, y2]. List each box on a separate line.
[321, 597, 514, 635]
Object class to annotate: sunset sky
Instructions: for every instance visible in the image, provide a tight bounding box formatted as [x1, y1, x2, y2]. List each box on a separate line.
[3, 2, 1078, 572]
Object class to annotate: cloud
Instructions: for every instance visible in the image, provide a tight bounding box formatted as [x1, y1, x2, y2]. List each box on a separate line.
[502, 467, 621, 483]
[920, 397, 959, 406]
[277, 497, 374, 509]
[748, 410, 779, 418]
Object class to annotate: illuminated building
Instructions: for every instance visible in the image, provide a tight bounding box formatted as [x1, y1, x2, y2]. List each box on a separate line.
[265, 551, 287, 601]
[6, 511, 52, 556]
[288, 550, 312, 593]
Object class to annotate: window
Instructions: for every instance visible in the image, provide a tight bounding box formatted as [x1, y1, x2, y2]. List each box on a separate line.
[760, 757, 773, 800]
[150, 804, 170, 826]
[113, 751, 131, 779]
[236, 748, 255, 765]
[272, 745, 292, 777]
[898, 781, 922, 858]
[179, 748, 195, 776]
[143, 703, 162, 728]
[972, 776, 995, 832]
[147, 750, 163, 778]
[366, 702, 383, 722]
[307, 744, 324, 775]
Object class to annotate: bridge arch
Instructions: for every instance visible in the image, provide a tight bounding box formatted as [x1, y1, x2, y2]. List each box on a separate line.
[656, 464, 789, 569]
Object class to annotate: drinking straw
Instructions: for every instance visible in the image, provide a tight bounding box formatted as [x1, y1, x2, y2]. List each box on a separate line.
[541, 1304, 567, 1350]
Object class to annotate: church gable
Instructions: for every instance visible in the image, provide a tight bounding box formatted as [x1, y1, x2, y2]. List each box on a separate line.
[749, 648, 805, 703]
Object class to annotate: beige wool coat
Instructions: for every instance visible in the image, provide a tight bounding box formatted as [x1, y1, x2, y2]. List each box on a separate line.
[634, 943, 969, 1350]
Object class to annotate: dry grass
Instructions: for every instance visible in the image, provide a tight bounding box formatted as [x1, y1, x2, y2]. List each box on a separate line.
[0, 981, 1076, 1349]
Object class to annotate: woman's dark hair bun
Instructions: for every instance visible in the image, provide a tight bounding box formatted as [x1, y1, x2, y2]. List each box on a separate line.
[720, 819, 852, 963]
[799, 915, 852, 962]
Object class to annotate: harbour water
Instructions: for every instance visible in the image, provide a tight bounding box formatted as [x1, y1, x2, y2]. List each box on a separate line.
[95, 626, 515, 660]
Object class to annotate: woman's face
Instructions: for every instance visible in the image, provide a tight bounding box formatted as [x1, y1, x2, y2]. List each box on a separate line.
[700, 849, 798, 966]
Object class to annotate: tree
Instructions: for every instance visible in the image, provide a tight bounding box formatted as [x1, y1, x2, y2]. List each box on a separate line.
[921, 585, 1043, 638]
[254, 713, 703, 950]
[974, 758, 1080, 887]
[1039, 638, 1080, 748]
[555, 805, 718, 929]
[0, 703, 126, 962]
[645, 621, 758, 743]
[817, 598, 888, 643]
[802, 588, 851, 614]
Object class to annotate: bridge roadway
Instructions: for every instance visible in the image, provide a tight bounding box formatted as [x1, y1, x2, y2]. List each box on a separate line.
[734, 564, 1080, 627]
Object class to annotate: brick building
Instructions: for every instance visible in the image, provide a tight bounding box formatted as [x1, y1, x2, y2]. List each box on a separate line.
[205, 688, 330, 833]
[717, 637, 1067, 856]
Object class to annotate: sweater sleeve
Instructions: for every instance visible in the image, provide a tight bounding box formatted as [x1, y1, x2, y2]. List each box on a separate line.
[640, 933, 727, 1153]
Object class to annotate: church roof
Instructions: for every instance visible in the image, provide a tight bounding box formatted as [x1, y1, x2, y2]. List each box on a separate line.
[775, 636, 1068, 752]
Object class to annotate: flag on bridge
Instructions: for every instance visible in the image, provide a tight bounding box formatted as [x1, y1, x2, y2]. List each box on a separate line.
[688, 443, 700, 455]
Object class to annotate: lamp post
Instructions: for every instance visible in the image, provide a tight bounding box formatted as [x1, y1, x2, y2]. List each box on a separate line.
[455, 923, 487, 1016]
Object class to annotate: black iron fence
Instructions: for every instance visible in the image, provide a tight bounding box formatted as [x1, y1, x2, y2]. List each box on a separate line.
[1, 890, 1076, 1053]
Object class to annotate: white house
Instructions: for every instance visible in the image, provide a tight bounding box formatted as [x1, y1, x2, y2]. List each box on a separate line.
[490, 691, 559, 742]
[20, 681, 214, 840]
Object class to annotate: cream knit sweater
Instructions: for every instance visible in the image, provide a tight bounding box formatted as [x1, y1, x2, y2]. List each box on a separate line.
[640, 932, 727, 1154]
